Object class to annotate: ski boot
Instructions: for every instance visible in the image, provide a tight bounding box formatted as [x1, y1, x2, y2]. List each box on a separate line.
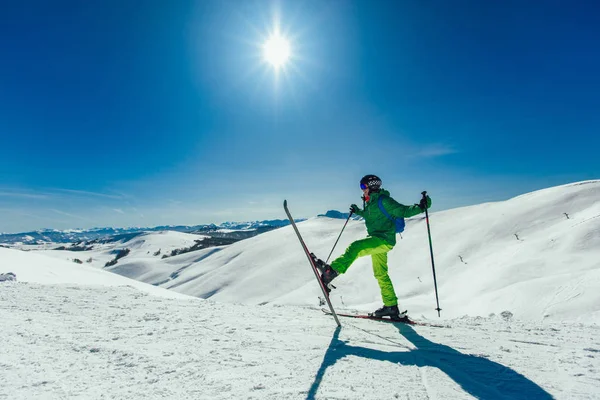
[320, 264, 339, 288]
[370, 305, 410, 322]
[309, 253, 338, 292]
[310, 253, 326, 274]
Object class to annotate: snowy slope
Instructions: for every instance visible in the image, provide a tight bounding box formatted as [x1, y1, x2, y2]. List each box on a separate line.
[1, 181, 600, 399]
[22, 180, 600, 324]
[37, 230, 205, 265]
[0, 247, 190, 299]
[1, 280, 598, 399]
[36, 230, 209, 283]
[155, 180, 600, 323]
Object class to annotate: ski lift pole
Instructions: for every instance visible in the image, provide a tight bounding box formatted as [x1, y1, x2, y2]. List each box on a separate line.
[325, 211, 353, 264]
[422, 191, 442, 317]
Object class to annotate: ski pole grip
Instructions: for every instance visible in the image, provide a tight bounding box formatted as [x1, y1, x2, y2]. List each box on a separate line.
[421, 190, 427, 198]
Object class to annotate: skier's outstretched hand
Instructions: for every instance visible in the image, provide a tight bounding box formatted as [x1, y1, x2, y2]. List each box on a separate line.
[350, 204, 360, 214]
[418, 196, 431, 211]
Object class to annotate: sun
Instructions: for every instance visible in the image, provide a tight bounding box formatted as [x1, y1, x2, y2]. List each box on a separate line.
[263, 34, 291, 69]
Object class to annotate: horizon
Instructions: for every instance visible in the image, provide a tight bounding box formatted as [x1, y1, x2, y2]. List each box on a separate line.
[3, 178, 598, 235]
[1, 1, 599, 233]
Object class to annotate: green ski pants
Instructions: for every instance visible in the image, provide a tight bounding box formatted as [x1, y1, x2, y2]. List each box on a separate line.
[330, 236, 398, 306]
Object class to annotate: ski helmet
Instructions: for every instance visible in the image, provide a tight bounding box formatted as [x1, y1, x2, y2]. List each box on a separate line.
[360, 174, 382, 191]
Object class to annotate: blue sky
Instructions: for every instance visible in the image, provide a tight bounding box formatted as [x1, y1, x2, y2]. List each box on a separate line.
[1, 0, 598, 233]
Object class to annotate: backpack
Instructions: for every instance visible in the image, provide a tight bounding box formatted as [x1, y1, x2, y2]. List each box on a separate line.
[377, 195, 405, 233]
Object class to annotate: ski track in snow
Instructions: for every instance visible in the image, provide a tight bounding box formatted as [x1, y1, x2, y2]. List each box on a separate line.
[2, 282, 599, 399]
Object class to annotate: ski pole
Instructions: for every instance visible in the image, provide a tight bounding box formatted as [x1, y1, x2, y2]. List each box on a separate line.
[422, 191, 442, 317]
[325, 211, 353, 264]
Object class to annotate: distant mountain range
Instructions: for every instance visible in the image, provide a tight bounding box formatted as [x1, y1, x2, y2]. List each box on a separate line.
[0, 212, 351, 245]
[317, 210, 360, 220]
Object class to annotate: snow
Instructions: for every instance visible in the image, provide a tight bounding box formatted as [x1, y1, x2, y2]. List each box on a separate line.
[0, 247, 190, 300]
[1, 282, 599, 399]
[215, 228, 253, 233]
[35, 230, 209, 284]
[46, 180, 597, 323]
[1, 180, 600, 399]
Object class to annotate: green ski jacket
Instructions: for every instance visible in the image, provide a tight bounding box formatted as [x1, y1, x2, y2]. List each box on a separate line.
[352, 189, 431, 246]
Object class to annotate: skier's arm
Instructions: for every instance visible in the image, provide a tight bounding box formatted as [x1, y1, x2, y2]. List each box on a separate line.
[384, 196, 431, 219]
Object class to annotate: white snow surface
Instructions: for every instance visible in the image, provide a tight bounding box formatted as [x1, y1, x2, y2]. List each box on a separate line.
[1, 180, 600, 399]
[0, 247, 190, 300]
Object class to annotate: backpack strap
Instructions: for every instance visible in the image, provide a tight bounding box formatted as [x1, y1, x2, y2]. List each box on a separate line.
[377, 195, 394, 222]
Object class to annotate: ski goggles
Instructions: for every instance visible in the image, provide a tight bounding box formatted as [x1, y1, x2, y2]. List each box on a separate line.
[360, 183, 368, 190]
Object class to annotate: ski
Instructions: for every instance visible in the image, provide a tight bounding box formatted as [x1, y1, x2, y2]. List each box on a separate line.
[321, 308, 446, 328]
[284, 200, 341, 327]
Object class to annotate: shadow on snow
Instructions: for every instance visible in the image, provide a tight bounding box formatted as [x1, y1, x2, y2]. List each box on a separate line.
[307, 323, 553, 400]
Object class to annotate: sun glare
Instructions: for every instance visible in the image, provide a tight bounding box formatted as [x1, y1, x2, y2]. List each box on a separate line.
[263, 34, 291, 68]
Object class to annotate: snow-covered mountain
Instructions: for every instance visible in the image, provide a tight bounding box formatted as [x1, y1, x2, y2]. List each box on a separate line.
[23, 180, 600, 323]
[0, 218, 301, 245]
[1, 180, 599, 399]
[164, 180, 600, 323]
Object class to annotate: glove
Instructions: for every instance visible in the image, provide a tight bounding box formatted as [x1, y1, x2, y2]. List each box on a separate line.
[350, 204, 360, 214]
[418, 196, 431, 211]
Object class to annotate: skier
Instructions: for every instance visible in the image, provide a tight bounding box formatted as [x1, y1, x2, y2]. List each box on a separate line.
[318, 174, 431, 319]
